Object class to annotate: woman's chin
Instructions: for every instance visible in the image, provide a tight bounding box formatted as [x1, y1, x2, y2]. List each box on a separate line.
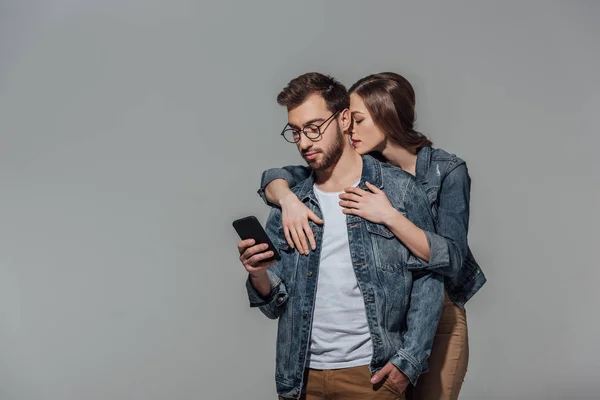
[353, 146, 369, 155]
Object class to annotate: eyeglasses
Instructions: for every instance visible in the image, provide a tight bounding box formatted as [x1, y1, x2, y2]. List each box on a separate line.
[280, 110, 341, 143]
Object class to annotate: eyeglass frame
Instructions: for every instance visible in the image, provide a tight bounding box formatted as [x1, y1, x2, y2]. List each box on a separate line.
[280, 109, 341, 143]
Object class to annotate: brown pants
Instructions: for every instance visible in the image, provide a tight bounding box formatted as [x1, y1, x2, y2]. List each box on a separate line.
[279, 365, 405, 400]
[408, 292, 469, 400]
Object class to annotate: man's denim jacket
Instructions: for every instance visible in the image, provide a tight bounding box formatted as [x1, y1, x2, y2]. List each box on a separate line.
[258, 147, 487, 308]
[247, 155, 444, 399]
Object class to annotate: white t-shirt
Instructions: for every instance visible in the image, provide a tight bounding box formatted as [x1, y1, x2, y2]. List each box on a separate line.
[308, 181, 373, 369]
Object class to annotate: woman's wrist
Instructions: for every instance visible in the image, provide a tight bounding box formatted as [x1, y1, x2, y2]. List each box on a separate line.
[384, 207, 408, 230]
[278, 191, 299, 207]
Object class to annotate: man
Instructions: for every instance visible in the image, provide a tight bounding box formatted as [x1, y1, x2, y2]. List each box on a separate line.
[238, 73, 443, 399]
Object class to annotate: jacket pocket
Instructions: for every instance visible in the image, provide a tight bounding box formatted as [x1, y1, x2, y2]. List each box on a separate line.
[365, 222, 406, 272]
[365, 221, 395, 238]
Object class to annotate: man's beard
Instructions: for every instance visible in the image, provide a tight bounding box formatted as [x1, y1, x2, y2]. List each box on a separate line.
[303, 125, 345, 171]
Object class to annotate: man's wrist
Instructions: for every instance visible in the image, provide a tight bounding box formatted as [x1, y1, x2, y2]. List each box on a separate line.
[249, 270, 268, 281]
[248, 270, 271, 298]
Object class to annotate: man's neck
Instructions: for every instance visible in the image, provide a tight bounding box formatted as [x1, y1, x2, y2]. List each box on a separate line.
[314, 144, 363, 192]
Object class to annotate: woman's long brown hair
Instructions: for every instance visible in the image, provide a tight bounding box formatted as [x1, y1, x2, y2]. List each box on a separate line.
[349, 72, 432, 152]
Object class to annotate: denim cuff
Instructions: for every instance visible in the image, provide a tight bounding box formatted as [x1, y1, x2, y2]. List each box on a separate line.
[389, 350, 425, 386]
[257, 168, 296, 208]
[245, 270, 288, 309]
[406, 231, 450, 272]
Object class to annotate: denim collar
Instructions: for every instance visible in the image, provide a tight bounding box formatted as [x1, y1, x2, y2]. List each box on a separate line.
[415, 146, 432, 185]
[295, 154, 384, 204]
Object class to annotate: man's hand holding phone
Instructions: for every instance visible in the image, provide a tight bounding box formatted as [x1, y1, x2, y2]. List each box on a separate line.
[238, 238, 277, 298]
[238, 239, 277, 274]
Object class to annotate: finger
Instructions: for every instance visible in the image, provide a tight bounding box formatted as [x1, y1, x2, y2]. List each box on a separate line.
[342, 208, 362, 217]
[365, 181, 382, 193]
[370, 364, 392, 384]
[303, 221, 316, 250]
[237, 238, 256, 253]
[241, 243, 269, 262]
[241, 243, 269, 261]
[307, 209, 324, 225]
[296, 224, 309, 254]
[283, 226, 294, 249]
[246, 259, 276, 273]
[289, 227, 304, 254]
[339, 193, 362, 202]
[339, 200, 360, 209]
[344, 186, 366, 196]
[247, 250, 275, 266]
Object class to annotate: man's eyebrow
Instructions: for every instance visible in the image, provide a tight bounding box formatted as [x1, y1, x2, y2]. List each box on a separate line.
[288, 118, 325, 129]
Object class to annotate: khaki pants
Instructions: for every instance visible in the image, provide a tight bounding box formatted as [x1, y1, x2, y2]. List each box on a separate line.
[408, 292, 469, 400]
[279, 365, 405, 400]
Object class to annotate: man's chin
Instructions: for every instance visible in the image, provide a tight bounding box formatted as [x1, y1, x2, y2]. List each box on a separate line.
[304, 159, 323, 169]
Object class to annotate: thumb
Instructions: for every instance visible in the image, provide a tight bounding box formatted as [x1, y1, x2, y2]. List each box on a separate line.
[307, 209, 324, 224]
[370, 364, 391, 384]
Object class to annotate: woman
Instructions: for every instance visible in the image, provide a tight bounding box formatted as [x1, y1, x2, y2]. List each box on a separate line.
[257, 72, 486, 400]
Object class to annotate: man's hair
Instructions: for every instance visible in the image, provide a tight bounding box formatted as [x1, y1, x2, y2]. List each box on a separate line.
[277, 72, 349, 112]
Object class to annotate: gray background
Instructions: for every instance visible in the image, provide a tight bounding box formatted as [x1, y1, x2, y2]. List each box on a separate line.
[1, 1, 598, 399]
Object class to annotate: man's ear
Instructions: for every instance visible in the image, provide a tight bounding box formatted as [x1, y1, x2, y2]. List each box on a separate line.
[339, 108, 352, 134]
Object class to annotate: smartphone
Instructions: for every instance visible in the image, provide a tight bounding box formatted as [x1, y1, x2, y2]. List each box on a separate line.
[232, 215, 281, 262]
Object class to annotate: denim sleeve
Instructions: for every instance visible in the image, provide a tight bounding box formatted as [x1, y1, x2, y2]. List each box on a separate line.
[245, 270, 288, 319]
[244, 209, 289, 319]
[406, 163, 471, 280]
[257, 165, 312, 207]
[389, 271, 444, 385]
[389, 179, 444, 384]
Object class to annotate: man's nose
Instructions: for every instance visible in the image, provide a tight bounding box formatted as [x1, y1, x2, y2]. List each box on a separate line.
[297, 134, 312, 151]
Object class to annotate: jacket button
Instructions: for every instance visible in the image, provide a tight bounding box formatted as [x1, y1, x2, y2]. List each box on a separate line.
[275, 295, 285, 306]
[299, 353, 304, 360]
[307, 271, 313, 277]
[303, 311, 308, 319]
